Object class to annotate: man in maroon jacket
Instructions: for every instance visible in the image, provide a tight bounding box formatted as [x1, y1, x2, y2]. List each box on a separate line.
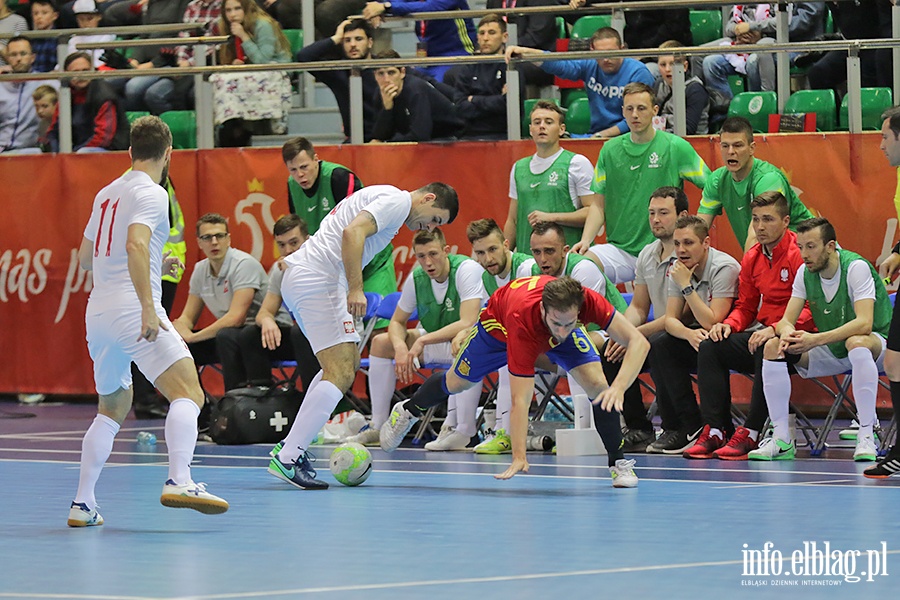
[684, 191, 815, 460]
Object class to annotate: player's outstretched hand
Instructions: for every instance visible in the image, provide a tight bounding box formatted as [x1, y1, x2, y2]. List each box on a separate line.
[137, 307, 166, 343]
[495, 458, 529, 480]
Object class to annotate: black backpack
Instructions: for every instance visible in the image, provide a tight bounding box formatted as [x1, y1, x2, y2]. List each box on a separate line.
[209, 383, 303, 445]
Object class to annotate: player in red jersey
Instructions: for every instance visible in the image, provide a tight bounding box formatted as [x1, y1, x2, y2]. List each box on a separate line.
[380, 275, 650, 483]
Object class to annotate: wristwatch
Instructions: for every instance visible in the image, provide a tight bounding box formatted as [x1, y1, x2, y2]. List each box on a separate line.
[383, 2, 391, 10]
[680, 284, 694, 297]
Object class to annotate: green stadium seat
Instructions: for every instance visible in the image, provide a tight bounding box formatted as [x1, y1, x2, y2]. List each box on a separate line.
[689, 10, 724, 45]
[825, 7, 834, 34]
[565, 98, 592, 135]
[126, 111, 150, 126]
[727, 75, 746, 97]
[839, 87, 893, 130]
[561, 88, 587, 107]
[784, 89, 837, 131]
[283, 29, 303, 56]
[571, 15, 612, 39]
[727, 91, 777, 133]
[159, 110, 197, 149]
[522, 98, 561, 136]
[556, 17, 568, 39]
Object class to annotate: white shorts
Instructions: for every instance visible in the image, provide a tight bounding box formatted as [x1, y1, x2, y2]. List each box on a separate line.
[415, 326, 454, 365]
[86, 308, 192, 396]
[796, 337, 887, 378]
[587, 243, 637, 284]
[281, 265, 359, 354]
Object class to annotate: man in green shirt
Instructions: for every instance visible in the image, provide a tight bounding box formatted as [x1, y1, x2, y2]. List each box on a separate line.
[698, 116, 815, 253]
[282, 137, 397, 321]
[573, 82, 709, 284]
[754, 217, 890, 462]
[503, 100, 597, 254]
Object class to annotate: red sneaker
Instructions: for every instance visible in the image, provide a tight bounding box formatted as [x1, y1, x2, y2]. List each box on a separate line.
[714, 427, 758, 461]
[683, 425, 725, 459]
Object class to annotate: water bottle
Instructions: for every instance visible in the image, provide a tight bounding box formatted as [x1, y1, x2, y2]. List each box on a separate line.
[136, 431, 157, 445]
[526, 435, 553, 451]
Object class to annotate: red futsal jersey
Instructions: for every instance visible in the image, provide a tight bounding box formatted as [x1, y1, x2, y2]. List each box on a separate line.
[480, 275, 616, 376]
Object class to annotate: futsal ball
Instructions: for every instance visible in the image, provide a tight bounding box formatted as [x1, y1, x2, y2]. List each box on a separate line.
[329, 442, 373, 486]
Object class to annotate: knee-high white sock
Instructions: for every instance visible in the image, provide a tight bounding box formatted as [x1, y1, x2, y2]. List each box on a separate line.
[452, 385, 482, 437]
[74, 414, 120, 509]
[165, 398, 201, 485]
[495, 366, 512, 432]
[444, 395, 458, 429]
[567, 376, 595, 429]
[762, 359, 792, 441]
[849, 347, 879, 436]
[279, 379, 344, 463]
[368, 357, 396, 429]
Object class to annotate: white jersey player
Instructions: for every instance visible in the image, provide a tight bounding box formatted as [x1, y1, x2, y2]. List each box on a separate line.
[69, 116, 227, 527]
[268, 183, 460, 489]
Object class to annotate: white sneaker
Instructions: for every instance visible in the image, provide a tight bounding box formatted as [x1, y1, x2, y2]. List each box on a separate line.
[839, 419, 860, 441]
[18, 393, 45, 405]
[67, 502, 103, 527]
[379, 400, 419, 452]
[610, 459, 638, 488]
[346, 425, 380, 446]
[854, 433, 878, 462]
[160, 480, 229, 514]
[425, 427, 470, 451]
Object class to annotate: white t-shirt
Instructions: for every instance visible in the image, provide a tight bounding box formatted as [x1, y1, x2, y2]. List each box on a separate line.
[517, 254, 607, 295]
[285, 185, 411, 276]
[398, 259, 487, 317]
[83, 170, 168, 313]
[791, 258, 876, 304]
[508, 148, 594, 207]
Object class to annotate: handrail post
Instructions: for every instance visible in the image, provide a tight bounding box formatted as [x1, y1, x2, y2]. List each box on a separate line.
[302, 0, 316, 108]
[350, 68, 364, 144]
[611, 8, 625, 38]
[775, 3, 790, 112]
[893, 4, 900, 103]
[507, 63, 521, 141]
[846, 48, 862, 134]
[195, 44, 215, 149]
[57, 39, 72, 154]
[673, 59, 686, 136]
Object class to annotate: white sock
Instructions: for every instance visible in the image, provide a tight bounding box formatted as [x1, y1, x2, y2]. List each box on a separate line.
[747, 429, 759, 441]
[709, 427, 723, 440]
[165, 398, 201, 485]
[762, 359, 792, 441]
[495, 366, 511, 432]
[444, 395, 458, 429]
[74, 413, 120, 509]
[848, 346, 878, 435]
[368, 356, 396, 429]
[279, 379, 344, 463]
[452, 385, 481, 437]
[568, 376, 594, 429]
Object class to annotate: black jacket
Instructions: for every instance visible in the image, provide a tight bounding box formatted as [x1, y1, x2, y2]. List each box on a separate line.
[371, 74, 464, 142]
[446, 60, 507, 138]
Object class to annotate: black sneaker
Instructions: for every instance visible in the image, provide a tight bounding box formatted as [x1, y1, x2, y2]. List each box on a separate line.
[646, 430, 680, 454]
[648, 427, 701, 455]
[864, 446, 900, 479]
[622, 428, 656, 453]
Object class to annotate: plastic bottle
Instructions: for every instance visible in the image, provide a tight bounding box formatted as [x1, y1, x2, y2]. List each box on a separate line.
[526, 435, 553, 451]
[136, 431, 157, 445]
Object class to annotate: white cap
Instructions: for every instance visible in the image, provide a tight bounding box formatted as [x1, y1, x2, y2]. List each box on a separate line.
[73, 0, 101, 14]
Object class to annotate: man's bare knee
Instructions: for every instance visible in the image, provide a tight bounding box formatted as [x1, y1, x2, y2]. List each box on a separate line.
[885, 350, 900, 381]
[370, 333, 393, 358]
[98, 387, 133, 424]
[762, 337, 782, 361]
[155, 358, 205, 407]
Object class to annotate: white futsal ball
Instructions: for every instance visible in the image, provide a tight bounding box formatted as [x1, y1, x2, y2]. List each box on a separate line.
[329, 442, 373, 486]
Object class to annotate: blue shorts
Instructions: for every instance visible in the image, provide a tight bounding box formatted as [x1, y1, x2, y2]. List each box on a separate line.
[451, 322, 602, 383]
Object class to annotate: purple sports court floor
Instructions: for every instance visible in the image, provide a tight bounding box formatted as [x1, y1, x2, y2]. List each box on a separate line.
[1, 398, 899, 599]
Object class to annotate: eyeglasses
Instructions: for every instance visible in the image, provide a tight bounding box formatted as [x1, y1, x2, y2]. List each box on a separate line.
[198, 232, 229, 242]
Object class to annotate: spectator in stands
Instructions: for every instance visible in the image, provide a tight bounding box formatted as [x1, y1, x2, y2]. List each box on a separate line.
[313, 0, 366, 40]
[684, 191, 813, 461]
[604, 187, 689, 452]
[570, 0, 692, 52]
[172, 213, 272, 391]
[654, 40, 709, 135]
[216, 214, 318, 391]
[503, 100, 595, 253]
[68, 0, 116, 69]
[362, 0, 477, 82]
[369, 49, 464, 142]
[256, 0, 301, 30]
[211, 0, 292, 146]
[32, 84, 58, 152]
[645, 215, 740, 454]
[703, 4, 824, 101]
[296, 17, 379, 141]
[506, 27, 655, 138]
[572, 82, 709, 284]
[446, 13, 508, 140]
[30, 0, 61, 73]
[47, 52, 129, 152]
[364, 228, 486, 450]
[0, 0, 27, 68]
[486, 0, 559, 87]
[698, 116, 815, 253]
[0, 37, 46, 153]
[753, 217, 888, 462]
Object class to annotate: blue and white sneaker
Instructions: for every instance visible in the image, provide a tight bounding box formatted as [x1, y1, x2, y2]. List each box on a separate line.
[268, 450, 329, 490]
[67, 501, 103, 527]
[160, 480, 229, 514]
